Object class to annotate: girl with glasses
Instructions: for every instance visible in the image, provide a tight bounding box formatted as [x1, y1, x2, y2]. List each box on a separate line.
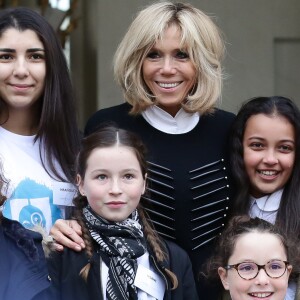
[206, 216, 298, 300]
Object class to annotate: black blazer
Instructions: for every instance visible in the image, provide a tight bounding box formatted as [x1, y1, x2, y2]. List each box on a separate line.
[47, 239, 199, 300]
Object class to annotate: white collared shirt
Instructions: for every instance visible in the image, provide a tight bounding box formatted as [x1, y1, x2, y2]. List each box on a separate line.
[141, 105, 200, 134]
[249, 189, 296, 300]
[101, 252, 157, 300]
[249, 189, 283, 224]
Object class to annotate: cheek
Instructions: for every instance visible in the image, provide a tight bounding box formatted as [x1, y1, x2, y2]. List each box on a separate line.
[142, 62, 151, 80]
[271, 277, 289, 296]
[284, 154, 295, 170]
[243, 150, 257, 171]
[227, 274, 250, 299]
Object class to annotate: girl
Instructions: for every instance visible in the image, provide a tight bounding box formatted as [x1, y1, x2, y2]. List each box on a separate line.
[0, 7, 81, 232]
[229, 96, 300, 299]
[207, 215, 296, 300]
[48, 126, 198, 300]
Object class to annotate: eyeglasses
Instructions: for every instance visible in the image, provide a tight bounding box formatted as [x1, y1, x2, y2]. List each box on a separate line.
[224, 260, 290, 280]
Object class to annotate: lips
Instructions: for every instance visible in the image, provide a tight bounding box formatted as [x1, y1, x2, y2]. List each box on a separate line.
[106, 201, 126, 208]
[248, 292, 273, 298]
[9, 83, 34, 91]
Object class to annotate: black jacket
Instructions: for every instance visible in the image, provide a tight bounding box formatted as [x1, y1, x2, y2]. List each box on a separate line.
[48, 239, 199, 300]
[0, 217, 54, 300]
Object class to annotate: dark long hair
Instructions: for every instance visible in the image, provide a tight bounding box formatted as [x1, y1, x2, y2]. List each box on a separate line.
[229, 96, 300, 239]
[0, 7, 80, 182]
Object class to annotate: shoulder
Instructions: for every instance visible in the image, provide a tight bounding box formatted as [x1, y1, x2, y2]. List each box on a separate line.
[163, 240, 199, 299]
[164, 240, 191, 263]
[1, 217, 43, 260]
[85, 103, 133, 135]
[199, 109, 235, 135]
[202, 109, 235, 124]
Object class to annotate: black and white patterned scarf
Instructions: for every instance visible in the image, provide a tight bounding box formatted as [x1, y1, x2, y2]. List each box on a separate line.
[83, 205, 147, 300]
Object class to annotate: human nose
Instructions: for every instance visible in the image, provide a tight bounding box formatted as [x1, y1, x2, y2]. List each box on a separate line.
[262, 149, 278, 165]
[159, 56, 176, 75]
[13, 58, 29, 78]
[109, 178, 122, 194]
[254, 268, 270, 285]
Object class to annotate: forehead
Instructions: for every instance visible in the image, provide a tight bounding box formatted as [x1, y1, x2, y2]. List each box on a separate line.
[244, 114, 295, 138]
[0, 28, 43, 46]
[229, 232, 287, 264]
[86, 146, 139, 166]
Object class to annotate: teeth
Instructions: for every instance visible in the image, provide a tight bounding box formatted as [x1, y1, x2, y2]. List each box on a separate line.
[158, 82, 180, 88]
[250, 292, 272, 298]
[258, 170, 278, 176]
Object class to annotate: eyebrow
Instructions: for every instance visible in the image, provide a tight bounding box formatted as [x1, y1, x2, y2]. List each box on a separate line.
[247, 136, 295, 143]
[90, 168, 140, 174]
[0, 48, 45, 52]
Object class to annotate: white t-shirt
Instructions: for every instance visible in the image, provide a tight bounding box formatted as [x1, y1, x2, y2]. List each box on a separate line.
[0, 127, 76, 232]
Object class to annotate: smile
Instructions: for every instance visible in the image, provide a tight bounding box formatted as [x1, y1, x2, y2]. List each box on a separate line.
[156, 82, 181, 88]
[248, 292, 273, 298]
[257, 170, 279, 176]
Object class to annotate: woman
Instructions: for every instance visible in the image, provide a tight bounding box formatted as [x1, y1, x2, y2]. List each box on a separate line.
[52, 2, 235, 298]
[0, 7, 80, 232]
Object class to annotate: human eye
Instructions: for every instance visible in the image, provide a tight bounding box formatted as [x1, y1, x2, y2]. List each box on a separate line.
[268, 261, 285, 270]
[175, 50, 189, 59]
[146, 50, 160, 59]
[249, 142, 264, 150]
[123, 173, 134, 180]
[97, 174, 107, 181]
[0, 53, 13, 60]
[238, 262, 256, 272]
[278, 144, 294, 153]
[29, 52, 45, 61]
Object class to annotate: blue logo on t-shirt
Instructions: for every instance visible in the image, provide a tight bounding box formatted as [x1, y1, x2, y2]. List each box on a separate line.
[3, 178, 61, 231]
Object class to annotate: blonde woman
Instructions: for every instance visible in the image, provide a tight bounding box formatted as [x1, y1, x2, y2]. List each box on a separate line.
[52, 3, 235, 299]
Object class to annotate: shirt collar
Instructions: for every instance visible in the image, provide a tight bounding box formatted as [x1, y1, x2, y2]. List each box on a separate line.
[141, 105, 200, 134]
[250, 189, 283, 212]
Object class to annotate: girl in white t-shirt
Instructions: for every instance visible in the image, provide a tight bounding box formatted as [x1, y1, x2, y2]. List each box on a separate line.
[229, 96, 300, 299]
[0, 7, 80, 231]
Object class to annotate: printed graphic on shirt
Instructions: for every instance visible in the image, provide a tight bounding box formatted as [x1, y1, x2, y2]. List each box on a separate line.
[2, 178, 61, 232]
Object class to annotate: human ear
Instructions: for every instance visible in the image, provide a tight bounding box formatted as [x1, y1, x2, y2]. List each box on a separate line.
[218, 267, 229, 290]
[286, 265, 293, 278]
[76, 174, 85, 196]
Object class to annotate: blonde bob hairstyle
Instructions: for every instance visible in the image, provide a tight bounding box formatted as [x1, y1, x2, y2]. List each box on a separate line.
[114, 1, 225, 115]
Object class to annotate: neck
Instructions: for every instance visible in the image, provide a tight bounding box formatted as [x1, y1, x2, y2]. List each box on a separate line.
[0, 107, 40, 135]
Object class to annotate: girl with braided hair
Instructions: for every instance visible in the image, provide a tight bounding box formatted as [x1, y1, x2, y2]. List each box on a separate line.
[47, 126, 198, 300]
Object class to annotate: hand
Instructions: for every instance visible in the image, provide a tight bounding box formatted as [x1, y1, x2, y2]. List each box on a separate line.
[50, 219, 85, 252]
